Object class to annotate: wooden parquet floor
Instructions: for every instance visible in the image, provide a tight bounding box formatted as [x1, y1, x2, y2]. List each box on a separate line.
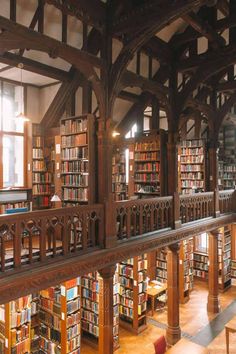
[81, 280, 236, 354]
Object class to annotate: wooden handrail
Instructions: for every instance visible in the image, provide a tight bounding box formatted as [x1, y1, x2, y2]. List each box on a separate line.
[0, 190, 235, 274]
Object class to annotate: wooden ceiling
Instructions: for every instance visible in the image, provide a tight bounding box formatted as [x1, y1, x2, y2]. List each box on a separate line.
[0, 0, 235, 136]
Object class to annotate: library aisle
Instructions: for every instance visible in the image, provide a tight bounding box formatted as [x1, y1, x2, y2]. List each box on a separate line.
[81, 281, 236, 354]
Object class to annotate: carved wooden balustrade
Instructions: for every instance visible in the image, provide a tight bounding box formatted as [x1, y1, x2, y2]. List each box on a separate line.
[0, 205, 104, 273]
[115, 197, 173, 240]
[219, 190, 235, 214]
[179, 192, 214, 224]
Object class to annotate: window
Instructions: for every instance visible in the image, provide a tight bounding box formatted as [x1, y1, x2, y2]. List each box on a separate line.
[0, 81, 26, 188]
[194, 232, 208, 254]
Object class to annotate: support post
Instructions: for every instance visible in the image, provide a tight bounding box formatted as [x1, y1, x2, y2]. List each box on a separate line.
[207, 231, 220, 313]
[167, 132, 179, 195]
[98, 265, 116, 354]
[208, 139, 219, 192]
[166, 243, 181, 345]
[173, 192, 181, 229]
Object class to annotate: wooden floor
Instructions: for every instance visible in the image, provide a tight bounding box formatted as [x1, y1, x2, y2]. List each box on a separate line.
[81, 280, 236, 354]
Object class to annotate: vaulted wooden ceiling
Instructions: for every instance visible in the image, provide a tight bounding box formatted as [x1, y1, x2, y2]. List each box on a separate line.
[0, 0, 235, 137]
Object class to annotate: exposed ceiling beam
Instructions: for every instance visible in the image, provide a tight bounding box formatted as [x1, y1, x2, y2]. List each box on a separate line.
[182, 12, 225, 49]
[216, 0, 229, 16]
[0, 15, 103, 70]
[216, 80, 236, 92]
[118, 90, 139, 103]
[44, 0, 106, 31]
[0, 52, 71, 82]
[141, 37, 172, 63]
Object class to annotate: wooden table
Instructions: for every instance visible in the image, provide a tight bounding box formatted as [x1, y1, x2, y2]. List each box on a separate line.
[146, 282, 167, 316]
[166, 338, 208, 353]
[225, 316, 236, 354]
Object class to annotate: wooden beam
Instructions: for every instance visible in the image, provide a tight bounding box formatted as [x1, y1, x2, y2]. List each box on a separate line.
[217, 0, 229, 16]
[217, 80, 236, 92]
[142, 36, 172, 63]
[121, 70, 169, 104]
[38, 0, 44, 34]
[182, 12, 225, 49]
[0, 52, 71, 81]
[118, 90, 139, 102]
[45, 0, 106, 31]
[0, 213, 235, 304]
[0, 15, 103, 70]
[10, 0, 16, 21]
[41, 29, 102, 128]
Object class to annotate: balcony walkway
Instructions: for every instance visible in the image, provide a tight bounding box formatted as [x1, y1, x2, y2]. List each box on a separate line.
[0, 189, 235, 303]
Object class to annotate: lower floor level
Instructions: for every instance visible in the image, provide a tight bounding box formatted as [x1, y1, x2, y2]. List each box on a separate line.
[82, 280, 236, 354]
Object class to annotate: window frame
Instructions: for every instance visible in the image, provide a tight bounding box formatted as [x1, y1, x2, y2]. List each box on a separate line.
[0, 82, 27, 189]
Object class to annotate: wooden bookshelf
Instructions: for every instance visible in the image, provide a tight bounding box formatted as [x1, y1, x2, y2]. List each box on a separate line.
[119, 255, 148, 334]
[179, 239, 194, 303]
[0, 188, 32, 214]
[231, 260, 236, 278]
[218, 126, 236, 190]
[32, 124, 52, 210]
[156, 248, 167, 283]
[133, 133, 163, 196]
[0, 296, 31, 354]
[193, 252, 209, 280]
[60, 114, 95, 206]
[81, 271, 119, 349]
[179, 139, 205, 194]
[112, 147, 127, 201]
[218, 226, 232, 291]
[39, 278, 81, 354]
[31, 293, 40, 354]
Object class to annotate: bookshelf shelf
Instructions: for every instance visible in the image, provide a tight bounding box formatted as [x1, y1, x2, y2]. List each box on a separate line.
[119, 256, 148, 334]
[179, 139, 205, 194]
[60, 115, 95, 206]
[218, 226, 232, 291]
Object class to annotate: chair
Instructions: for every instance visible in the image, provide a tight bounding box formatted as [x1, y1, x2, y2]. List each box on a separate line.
[153, 335, 167, 354]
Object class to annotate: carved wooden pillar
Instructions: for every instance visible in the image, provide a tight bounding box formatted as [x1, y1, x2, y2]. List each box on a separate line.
[98, 265, 116, 354]
[167, 132, 179, 195]
[166, 243, 181, 345]
[207, 231, 220, 313]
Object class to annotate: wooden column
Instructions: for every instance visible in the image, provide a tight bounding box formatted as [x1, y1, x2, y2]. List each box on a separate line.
[147, 251, 156, 280]
[98, 265, 116, 354]
[166, 243, 181, 345]
[167, 132, 179, 195]
[208, 139, 219, 192]
[207, 231, 220, 313]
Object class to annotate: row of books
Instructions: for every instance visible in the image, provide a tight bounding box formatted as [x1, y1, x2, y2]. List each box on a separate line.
[32, 148, 44, 159]
[134, 173, 159, 182]
[61, 119, 87, 135]
[62, 174, 88, 186]
[180, 172, 204, 180]
[61, 134, 87, 147]
[61, 147, 88, 160]
[181, 165, 203, 172]
[32, 184, 51, 195]
[32, 160, 46, 171]
[181, 180, 204, 188]
[181, 147, 203, 155]
[134, 151, 159, 161]
[33, 172, 52, 183]
[112, 165, 125, 174]
[32, 136, 43, 147]
[180, 156, 204, 163]
[61, 161, 89, 173]
[135, 162, 160, 172]
[63, 188, 88, 202]
[135, 142, 159, 151]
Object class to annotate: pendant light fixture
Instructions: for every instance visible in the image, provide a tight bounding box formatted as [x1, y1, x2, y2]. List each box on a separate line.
[16, 63, 30, 122]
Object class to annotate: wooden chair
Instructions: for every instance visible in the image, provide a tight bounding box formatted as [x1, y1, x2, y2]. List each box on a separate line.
[153, 335, 167, 354]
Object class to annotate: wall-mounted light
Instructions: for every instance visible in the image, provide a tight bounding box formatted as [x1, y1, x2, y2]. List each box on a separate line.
[112, 131, 120, 137]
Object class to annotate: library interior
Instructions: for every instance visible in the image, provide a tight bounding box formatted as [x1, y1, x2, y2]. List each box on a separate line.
[1, 1, 236, 354]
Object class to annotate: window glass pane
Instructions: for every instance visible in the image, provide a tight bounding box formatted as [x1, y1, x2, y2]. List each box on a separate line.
[3, 135, 24, 187]
[2, 83, 24, 133]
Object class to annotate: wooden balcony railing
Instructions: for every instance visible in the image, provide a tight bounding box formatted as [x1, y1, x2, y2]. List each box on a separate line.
[219, 190, 235, 214]
[115, 196, 173, 241]
[0, 205, 104, 273]
[113, 190, 236, 241]
[0, 190, 235, 274]
[180, 192, 214, 224]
